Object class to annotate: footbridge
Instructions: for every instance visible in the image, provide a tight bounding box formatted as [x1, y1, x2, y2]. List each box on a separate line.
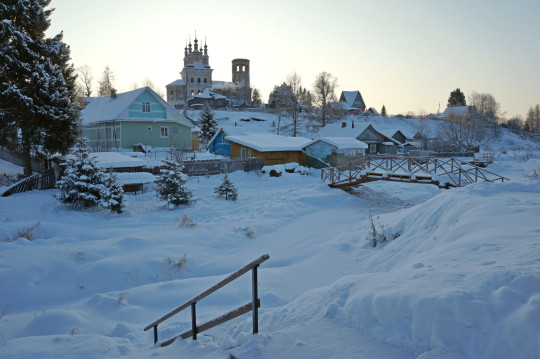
[321, 155, 508, 189]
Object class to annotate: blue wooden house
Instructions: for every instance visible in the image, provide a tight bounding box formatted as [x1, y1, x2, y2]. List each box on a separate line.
[81, 87, 194, 150]
[207, 126, 267, 156]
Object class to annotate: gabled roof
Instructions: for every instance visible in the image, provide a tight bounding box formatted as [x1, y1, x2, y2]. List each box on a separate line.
[339, 91, 366, 109]
[225, 133, 311, 152]
[81, 87, 193, 128]
[305, 137, 368, 150]
[207, 126, 267, 147]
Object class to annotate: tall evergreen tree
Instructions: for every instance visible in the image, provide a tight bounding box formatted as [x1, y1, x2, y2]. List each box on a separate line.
[199, 105, 217, 143]
[381, 105, 387, 117]
[214, 172, 238, 201]
[0, 0, 79, 176]
[97, 66, 115, 96]
[155, 149, 193, 210]
[447, 88, 467, 107]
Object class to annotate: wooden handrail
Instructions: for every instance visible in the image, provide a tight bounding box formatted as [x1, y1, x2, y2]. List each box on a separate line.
[144, 254, 270, 346]
[144, 254, 269, 331]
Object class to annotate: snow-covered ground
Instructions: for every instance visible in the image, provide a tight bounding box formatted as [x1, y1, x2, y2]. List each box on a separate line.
[1, 141, 539, 358]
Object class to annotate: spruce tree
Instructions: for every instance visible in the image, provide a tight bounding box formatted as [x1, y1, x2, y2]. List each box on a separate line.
[447, 88, 467, 107]
[100, 173, 125, 213]
[381, 105, 387, 117]
[214, 173, 238, 201]
[155, 150, 193, 209]
[56, 137, 105, 208]
[199, 105, 217, 143]
[0, 0, 79, 176]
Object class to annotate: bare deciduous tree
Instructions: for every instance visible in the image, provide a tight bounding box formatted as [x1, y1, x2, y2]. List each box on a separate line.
[437, 112, 485, 152]
[525, 104, 540, 133]
[77, 65, 93, 97]
[313, 72, 338, 127]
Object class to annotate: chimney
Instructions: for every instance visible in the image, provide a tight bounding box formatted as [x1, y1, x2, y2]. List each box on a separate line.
[341, 122, 346, 128]
[110, 89, 117, 99]
[352, 120, 355, 128]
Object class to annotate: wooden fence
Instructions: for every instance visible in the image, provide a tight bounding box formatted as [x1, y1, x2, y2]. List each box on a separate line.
[1, 168, 56, 197]
[180, 158, 265, 176]
[144, 254, 270, 347]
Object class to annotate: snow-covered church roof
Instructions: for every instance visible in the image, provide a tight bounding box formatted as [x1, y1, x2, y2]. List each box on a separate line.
[81, 87, 193, 128]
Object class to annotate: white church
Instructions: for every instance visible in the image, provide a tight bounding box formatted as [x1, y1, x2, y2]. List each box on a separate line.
[166, 35, 251, 109]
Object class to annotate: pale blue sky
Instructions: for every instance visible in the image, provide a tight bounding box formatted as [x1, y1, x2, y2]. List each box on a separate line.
[47, 0, 540, 118]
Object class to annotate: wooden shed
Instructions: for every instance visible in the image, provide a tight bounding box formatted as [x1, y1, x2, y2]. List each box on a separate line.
[226, 133, 311, 166]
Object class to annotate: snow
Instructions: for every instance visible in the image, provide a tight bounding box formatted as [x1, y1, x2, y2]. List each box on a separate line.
[115, 172, 155, 185]
[62, 152, 147, 169]
[1, 127, 540, 358]
[0, 159, 23, 176]
[305, 137, 368, 149]
[225, 133, 311, 152]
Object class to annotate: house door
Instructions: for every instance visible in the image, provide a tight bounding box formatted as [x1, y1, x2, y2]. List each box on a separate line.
[241, 148, 246, 158]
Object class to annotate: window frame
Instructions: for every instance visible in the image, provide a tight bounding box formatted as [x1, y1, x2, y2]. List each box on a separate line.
[142, 101, 151, 113]
[160, 126, 169, 138]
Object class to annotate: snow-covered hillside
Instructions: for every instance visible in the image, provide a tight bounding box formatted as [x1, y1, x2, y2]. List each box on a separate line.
[1, 145, 539, 358]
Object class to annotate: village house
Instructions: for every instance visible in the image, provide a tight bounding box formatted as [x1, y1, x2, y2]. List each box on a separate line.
[81, 87, 194, 151]
[207, 126, 267, 156]
[304, 137, 368, 167]
[338, 91, 367, 114]
[316, 120, 398, 155]
[225, 133, 311, 165]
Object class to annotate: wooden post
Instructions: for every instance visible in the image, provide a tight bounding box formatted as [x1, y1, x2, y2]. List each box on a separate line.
[252, 265, 259, 334]
[191, 302, 197, 340]
[153, 325, 158, 344]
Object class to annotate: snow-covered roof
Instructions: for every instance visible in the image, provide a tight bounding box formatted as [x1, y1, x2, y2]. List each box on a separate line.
[193, 89, 227, 99]
[305, 137, 368, 150]
[81, 87, 193, 128]
[316, 121, 372, 138]
[167, 79, 186, 86]
[89, 152, 147, 168]
[115, 172, 155, 185]
[339, 91, 366, 109]
[225, 133, 311, 152]
[441, 106, 469, 118]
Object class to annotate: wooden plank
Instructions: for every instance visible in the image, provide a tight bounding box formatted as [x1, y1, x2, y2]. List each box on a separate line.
[144, 254, 269, 331]
[161, 300, 260, 347]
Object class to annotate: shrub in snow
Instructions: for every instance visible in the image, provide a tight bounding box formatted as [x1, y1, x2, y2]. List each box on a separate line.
[214, 173, 238, 200]
[56, 138, 125, 213]
[100, 173, 125, 213]
[155, 153, 193, 209]
[56, 138, 106, 208]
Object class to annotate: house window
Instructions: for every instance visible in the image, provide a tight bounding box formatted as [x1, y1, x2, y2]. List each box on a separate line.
[241, 148, 246, 158]
[248, 149, 252, 157]
[191, 133, 198, 140]
[147, 126, 152, 132]
[142, 101, 150, 112]
[160, 126, 169, 138]
[169, 89, 173, 95]
[171, 127, 178, 134]
[204, 78, 207, 83]
[191, 77, 194, 83]
[370, 144, 377, 154]
[198, 78, 201, 83]
[191, 90, 194, 96]
[198, 90, 201, 94]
